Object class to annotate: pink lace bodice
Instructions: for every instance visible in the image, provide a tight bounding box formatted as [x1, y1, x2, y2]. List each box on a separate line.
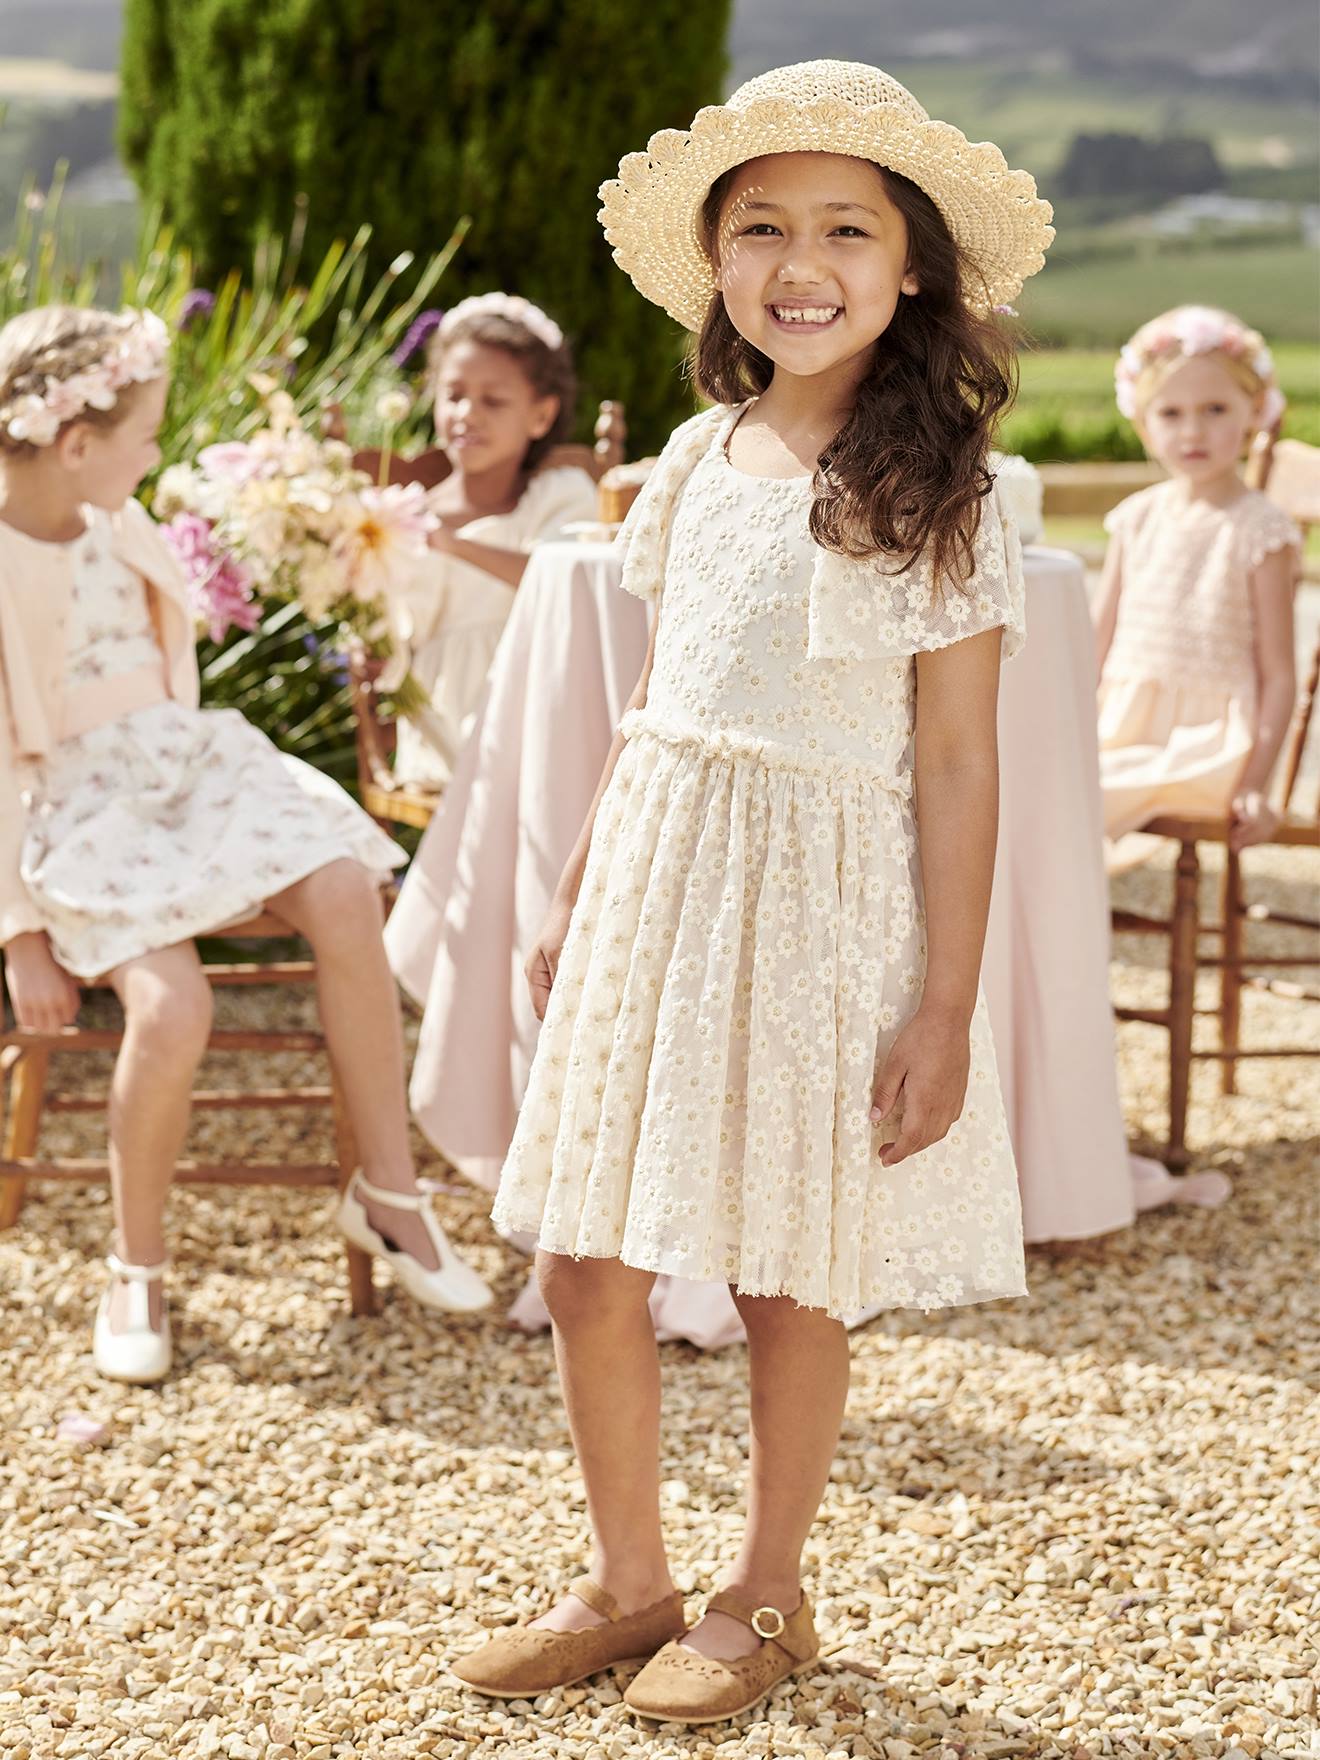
[1103, 483, 1300, 694]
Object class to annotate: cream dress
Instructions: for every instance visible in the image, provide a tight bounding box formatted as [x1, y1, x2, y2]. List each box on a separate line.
[1099, 482, 1301, 848]
[491, 406, 1028, 1319]
[393, 466, 598, 787]
[17, 511, 403, 980]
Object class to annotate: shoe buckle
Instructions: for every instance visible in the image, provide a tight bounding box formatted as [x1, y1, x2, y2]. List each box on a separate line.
[750, 1605, 786, 1640]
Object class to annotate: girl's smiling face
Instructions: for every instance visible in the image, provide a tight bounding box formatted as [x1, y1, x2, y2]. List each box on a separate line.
[432, 339, 559, 476]
[710, 152, 919, 380]
[1139, 354, 1261, 484]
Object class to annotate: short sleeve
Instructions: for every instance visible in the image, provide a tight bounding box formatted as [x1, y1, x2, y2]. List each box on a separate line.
[1241, 496, 1302, 578]
[1102, 485, 1159, 542]
[805, 481, 1027, 663]
[613, 460, 665, 602]
[613, 405, 729, 603]
[521, 466, 599, 546]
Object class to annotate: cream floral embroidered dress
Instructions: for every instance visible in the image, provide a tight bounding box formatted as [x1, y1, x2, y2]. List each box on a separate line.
[17, 510, 402, 979]
[492, 404, 1028, 1317]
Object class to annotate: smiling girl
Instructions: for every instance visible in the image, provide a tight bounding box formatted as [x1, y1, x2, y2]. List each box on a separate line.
[449, 62, 1053, 1722]
[390, 293, 597, 788]
[1095, 306, 1301, 863]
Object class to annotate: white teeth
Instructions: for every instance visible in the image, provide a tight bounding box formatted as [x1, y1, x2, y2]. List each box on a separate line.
[772, 306, 840, 324]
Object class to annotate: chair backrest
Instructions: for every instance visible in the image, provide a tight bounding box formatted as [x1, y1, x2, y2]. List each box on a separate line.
[1249, 431, 1320, 816]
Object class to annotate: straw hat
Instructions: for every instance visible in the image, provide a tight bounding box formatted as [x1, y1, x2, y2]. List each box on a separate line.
[599, 60, 1054, 330]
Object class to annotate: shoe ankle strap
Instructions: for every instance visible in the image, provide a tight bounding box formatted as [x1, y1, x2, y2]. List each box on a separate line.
[107, 1252, 169, 1281]
[707, 1587, 814, 1660]
[566, 1576, 621, 1621]
[351, 1171, 429, 1212]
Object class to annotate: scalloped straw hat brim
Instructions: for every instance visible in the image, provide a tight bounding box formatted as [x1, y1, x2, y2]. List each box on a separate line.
[599, 59, 1054, 330]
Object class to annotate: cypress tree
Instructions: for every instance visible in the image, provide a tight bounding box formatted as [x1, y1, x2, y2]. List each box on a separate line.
[120, 0, 733, 451]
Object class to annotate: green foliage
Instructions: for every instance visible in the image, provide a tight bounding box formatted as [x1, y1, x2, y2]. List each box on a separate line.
[198, 604, 357, 786]
[1004, 343, 1320, 462]
[1018, 239, 1319, 350]
[1056, 131, 1222, 200]
[119, 0, 733, 456]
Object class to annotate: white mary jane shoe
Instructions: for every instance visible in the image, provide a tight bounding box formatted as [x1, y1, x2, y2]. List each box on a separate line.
[93, 1253, 172, 1384]
[336, 1172, 493, 1313]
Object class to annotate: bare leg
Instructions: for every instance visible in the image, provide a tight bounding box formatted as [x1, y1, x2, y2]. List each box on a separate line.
[267, 860, 438, 1268]
[529, 1252, 676, 1631]
[105, 943, 213, 1330]
[682, 1290, 850, 1661]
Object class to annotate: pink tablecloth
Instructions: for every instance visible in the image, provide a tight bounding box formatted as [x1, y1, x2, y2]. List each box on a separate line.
[385, 540, 1189, 1344]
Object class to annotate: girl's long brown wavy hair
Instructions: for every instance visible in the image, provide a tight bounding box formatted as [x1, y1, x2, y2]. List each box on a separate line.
[694, 164, 1017, 588]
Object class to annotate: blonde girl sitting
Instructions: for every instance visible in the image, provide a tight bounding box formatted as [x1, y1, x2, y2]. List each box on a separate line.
[0, 305, 493, 1385]
[1094, 305, 1301, 866]
[392, 293, 598, 788]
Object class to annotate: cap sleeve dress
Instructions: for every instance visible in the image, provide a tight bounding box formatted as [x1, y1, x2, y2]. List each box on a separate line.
[491, 410, 1026, 1318]
[1099, 483, 1301, 842]
[393, 465, 600, 788]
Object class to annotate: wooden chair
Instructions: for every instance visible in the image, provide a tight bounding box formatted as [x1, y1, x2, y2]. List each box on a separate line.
[0, 911, 379, 1315]
[1111, 431, 1320, 1167]
[334, 400, 629, 833]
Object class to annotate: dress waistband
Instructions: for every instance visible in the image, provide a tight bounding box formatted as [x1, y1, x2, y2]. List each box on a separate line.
[56, 665, 170, 742]
[620, 706, 912, 797]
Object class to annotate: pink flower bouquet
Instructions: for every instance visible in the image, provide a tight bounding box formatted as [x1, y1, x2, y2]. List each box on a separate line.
[156, 386, 435, 710]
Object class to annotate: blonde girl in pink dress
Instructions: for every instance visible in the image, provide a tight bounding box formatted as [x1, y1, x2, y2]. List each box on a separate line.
[1093, 306, 1301, 868]
[0, 306, 492, 1386]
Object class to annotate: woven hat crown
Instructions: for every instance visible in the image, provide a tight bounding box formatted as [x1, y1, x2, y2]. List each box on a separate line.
[727, 60, 930, 124]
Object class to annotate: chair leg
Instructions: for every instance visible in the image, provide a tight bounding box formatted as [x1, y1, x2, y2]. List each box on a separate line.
[0, 1046, 50, 1229]
[1165, 840, 1201, 1170]
[330, 1078, 376, 1319]
[1219, 850, 1244, 1096]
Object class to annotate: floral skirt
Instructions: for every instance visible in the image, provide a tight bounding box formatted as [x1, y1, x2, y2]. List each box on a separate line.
[20, 702, 404, 979]
[492, 719, 1027, 1319]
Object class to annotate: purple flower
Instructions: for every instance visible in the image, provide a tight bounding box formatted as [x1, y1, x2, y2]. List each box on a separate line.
[160, 512, 260, 642]
[178, 289, 216, 332]
[392, 308, 444, 369]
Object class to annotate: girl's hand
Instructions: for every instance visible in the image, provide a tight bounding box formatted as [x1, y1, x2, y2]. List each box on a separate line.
[1229, 790, 1280, 851]
[524, 894, 576, 1022]
[870, 1004, 971, 1167]
[427, 524, 460, 554]
[3, 932, 81, 1033]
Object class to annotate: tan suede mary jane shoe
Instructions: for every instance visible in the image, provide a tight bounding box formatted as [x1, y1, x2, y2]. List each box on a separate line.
[623, 1586, 820, 1724]
[450, 1576, 687, 1698]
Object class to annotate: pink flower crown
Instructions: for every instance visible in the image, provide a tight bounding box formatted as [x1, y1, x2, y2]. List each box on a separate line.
[0, 309, 170, 448]
[1114, 305, 1286, 429]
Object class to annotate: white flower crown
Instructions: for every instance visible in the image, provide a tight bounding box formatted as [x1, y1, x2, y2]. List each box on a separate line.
[1115, 305, 1285, 428]
[439, 292, 564, 353]
[0, 309, 170, 448]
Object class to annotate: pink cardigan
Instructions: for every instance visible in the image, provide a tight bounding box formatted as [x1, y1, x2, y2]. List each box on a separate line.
[0, 497, 198, 945]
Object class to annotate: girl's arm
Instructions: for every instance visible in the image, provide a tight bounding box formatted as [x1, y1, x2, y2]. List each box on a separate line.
[1229, 545, 1298, 850]
[4, 929, 81, 1032]
[1091, 530, 1124, 683]
[871, 625, 1003, 1166]
[429, 526, 530, 589]
[0, 649, 80, 1030]
[525, 609, 660, 1020]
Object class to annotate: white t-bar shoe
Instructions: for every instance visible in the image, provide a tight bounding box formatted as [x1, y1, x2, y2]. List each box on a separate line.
[93, 1253, 172, 1384]
[336, 1172, 493, 1313]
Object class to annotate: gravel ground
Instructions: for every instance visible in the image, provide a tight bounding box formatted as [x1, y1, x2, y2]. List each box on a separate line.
[1, 843, 1316, 1760]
